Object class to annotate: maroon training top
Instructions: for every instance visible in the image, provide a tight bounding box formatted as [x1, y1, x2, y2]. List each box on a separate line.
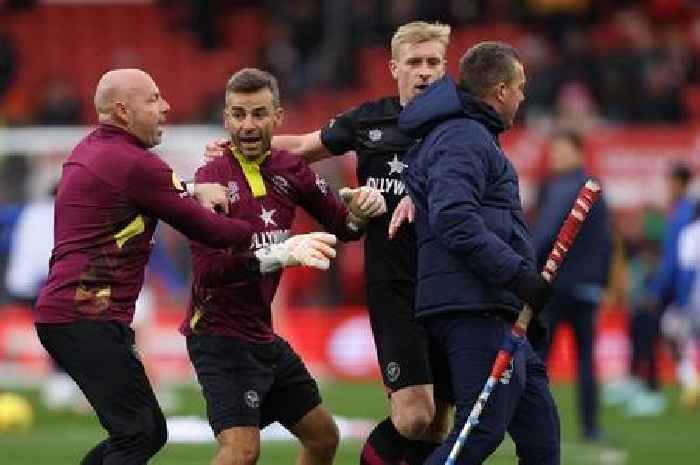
[181, 147, 360, 342]
[35, 124, 253, 324]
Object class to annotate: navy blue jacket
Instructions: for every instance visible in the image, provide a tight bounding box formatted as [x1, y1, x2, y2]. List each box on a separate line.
[399, 77, 536, 319]
[533, 169, 612, 303]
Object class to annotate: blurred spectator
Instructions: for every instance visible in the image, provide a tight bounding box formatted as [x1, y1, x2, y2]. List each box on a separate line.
[647, 163, 699, 408]
[158, 0, 248, 50]
[525, 0, 593, 43]
[349, 0, 387, 47]
[260, 18, 306, 101]
[5, 186, 54, 304]
[33, 79, 82, 125]
[259, 0, 326, 100]
[533, 130, 613, 441]
[520, 33, 558, 123]
[647, 164, 695, 312]
[670, 201, 700, 409]
[384, 0, 419, 31]
[634, 53, 686, 122]
[4, 0, 37, 11]
[4, 184, 87, 411]
[604, 236, 668, 417]
[0, 202, 22, 304]
[554, 81, 600, 134]
[0, 28, 17, 108]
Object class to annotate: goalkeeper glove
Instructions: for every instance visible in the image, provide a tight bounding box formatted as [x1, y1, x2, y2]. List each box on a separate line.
[254, 232, 337, 273]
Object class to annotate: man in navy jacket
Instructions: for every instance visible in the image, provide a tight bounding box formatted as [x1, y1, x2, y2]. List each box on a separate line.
[399, 42, 559, 464]
[533, 130, 612, 441]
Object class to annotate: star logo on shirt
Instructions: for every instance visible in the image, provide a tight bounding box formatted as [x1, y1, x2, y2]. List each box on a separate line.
[387, 154, 408, 175]
[259, 206, 277, 227]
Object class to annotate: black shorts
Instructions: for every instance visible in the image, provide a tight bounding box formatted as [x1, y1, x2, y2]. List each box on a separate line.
[367, 280, 447, 395]
[186, 334, 321, 435]
[35, 321, 165, 449]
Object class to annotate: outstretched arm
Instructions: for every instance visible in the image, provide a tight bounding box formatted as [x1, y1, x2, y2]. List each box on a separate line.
[126, 155, 252, 249]
[273, 131, 333, 163]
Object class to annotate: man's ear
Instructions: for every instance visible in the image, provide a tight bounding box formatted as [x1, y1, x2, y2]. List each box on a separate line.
[274, 106, 284, 127]
[222, 109, 229, 130]
[389, 59, 399, 80]
[496, 82, 508, 103]
[114, 101, 129, 125]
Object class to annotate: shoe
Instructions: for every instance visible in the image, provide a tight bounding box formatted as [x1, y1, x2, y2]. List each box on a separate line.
[603, 378, 643, 407]
[582, 427, 604, 443]
[624, 390, 667, 417]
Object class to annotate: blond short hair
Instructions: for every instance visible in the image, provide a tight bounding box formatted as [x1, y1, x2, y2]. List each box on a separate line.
[391, 21, 451, 59]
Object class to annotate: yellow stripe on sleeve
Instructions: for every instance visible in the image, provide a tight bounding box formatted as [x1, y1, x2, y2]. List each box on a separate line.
[114, 214, 145, 249]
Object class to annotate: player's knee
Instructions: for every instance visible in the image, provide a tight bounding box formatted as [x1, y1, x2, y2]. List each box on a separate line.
[310, 427, 340, 460]
[392, 401, 434, 439]
[218, 441, 260, 465]
[306, 418, 340, 460]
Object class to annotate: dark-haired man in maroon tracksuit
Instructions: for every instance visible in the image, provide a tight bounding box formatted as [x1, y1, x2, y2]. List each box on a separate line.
[183, 67, 387, 465]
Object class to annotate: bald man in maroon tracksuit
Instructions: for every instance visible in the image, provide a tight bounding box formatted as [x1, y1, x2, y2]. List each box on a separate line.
[34, 69, 338, 465]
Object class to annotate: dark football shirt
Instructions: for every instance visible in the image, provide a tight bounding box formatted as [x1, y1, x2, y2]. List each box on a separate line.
[320, 96, 416, 283]
[182, 147, 358, 342]
[35, 124, 253, 324]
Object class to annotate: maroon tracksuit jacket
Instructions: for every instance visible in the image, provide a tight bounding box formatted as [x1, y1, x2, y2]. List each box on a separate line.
[36, 124, 253, 324]
[181, 146, 360, 342]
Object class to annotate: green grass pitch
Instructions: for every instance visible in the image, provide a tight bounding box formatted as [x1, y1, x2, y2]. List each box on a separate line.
[0, 382, 697, 464]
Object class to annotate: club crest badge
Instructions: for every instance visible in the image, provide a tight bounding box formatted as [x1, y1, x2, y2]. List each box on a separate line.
[368, 128, 382, 142]
[227, 181, 240, 203]
[387, 361, 400, 383]
[244, 390, 260, 409]
[315, 174, 329, 195]
[272, 175, 291, 196]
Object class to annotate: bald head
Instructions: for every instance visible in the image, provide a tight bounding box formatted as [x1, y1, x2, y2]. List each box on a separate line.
[93, 68, 170, 147]
[94, 68, 152, 117]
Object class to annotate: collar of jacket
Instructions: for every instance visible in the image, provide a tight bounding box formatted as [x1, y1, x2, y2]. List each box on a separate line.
[96, 123, 150, 149]
[228, 144, 269, 198]
[399, 76, 505, 138]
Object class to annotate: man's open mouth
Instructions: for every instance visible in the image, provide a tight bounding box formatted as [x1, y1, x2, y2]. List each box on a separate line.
[240, 135, 261, 144]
